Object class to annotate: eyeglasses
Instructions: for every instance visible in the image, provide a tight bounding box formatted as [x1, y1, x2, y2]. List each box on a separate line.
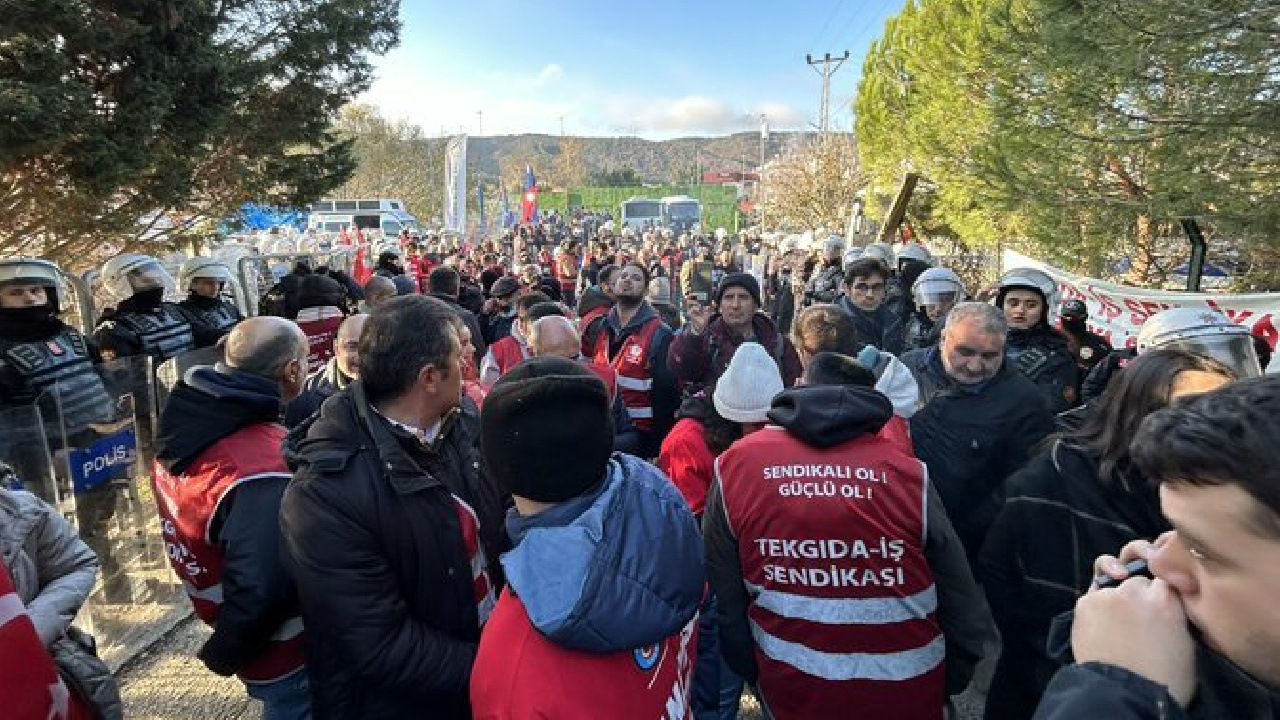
[852, 282, 886, 294]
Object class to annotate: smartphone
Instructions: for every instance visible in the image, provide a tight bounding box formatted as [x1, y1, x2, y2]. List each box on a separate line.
[1093, 558, 1153, 589]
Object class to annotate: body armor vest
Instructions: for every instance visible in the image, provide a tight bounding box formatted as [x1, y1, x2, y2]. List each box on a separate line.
[179, 298, 240, 333]
[0, 329, 115, 437]
[114, 304, 196, 363]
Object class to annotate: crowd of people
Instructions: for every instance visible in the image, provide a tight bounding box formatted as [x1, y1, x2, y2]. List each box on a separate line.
[0, 220, 1277, 720]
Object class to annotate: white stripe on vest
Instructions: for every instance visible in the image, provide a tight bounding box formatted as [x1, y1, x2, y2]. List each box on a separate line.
[745, 581, 937, 625]
[749, 619, 945, 682]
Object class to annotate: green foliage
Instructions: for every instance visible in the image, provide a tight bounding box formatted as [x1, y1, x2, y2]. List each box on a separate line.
[588, 167, 644, 187]
[855, 0, 1280, 287]
[1, 0, 400, 271]
[332, 104, 438, 222]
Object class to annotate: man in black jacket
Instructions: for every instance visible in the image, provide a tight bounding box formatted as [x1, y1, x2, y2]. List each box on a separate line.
[1037, 376, 1280, 719]
[280, 295, 510, 720]
[900, 302, 1055, 562]
[427, 266, 487, 366]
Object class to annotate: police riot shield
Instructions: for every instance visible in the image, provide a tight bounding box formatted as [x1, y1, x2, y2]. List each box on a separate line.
[238, 248, 358, 316]
[53, 355, 187, 669]
[0, 399, 62, 504]
[155, 345, 224, 412]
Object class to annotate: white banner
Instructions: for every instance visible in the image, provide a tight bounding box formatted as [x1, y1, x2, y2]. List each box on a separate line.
[443, 135, 468, 233]
[1002, 250, 1280, 363]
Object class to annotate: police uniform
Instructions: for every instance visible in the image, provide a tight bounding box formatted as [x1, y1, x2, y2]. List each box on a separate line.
[178, 295, 242, 335]
[95, 302, 197, 364]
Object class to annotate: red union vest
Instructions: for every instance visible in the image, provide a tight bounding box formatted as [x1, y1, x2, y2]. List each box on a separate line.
[489, 336, 529, 378]
[715, 426, 944, 720]
[296, 309, 345, 373]
[583, 360, 620, 406]
[591, 313, 661, 432]
[578, 305, 612, 358]
[151, 423, 306, 683]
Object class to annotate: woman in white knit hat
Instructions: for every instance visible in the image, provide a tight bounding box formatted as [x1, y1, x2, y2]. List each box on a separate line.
[656, 341, 783, 720]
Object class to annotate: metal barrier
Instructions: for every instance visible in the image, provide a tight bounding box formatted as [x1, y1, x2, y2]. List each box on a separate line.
[237, 249, 356, 316]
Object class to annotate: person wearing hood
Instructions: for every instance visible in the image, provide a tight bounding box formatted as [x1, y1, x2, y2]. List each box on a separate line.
[284, 314, 366, 428]
[94, 253, 217, 362]
[152, 317, 311, 717]
[789, 303, 919, 455]
[704, 351, 989, 720]
[279, 296, 510, 720]
[589, 262, 680, 457]
[470, 357, 704, 720]
[293, 273, 349, 373]
[670, 272, 802, 394]
[803, 237, 844, 307]
[836, 256, 908, 355]
[995, 268, 1079, 412]
[658, 342, 782, 720]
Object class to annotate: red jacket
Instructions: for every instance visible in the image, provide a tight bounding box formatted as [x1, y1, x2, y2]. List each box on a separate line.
[716, 424, 945, 720]
[471, 589, 697, 720]
[657, 417, 716, 518]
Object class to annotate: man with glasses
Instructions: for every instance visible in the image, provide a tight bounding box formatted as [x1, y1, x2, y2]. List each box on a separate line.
[836, 257, 907, 354]
[900, 302, 1056, 562]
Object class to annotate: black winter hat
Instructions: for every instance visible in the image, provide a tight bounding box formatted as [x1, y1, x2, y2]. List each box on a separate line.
[481, 356, 614, 503]
[489, 276, 521, 299]
[296, 274, 347, 311]
[715, 272, 762, 307]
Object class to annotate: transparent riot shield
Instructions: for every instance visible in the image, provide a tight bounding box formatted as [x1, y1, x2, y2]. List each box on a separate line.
[155, 345, 224, 412]
[0, 400, 61, 504]
[238, 248, 359, 316]
[56, 355, 187, 669]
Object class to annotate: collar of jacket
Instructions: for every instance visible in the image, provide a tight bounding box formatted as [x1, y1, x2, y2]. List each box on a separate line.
[349, 380, 460, 495]
[605, 300, 658, 333]
[707, 311, 777, 345]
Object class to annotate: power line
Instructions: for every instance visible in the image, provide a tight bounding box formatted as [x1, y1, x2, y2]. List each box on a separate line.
[807, 51, 852, 135]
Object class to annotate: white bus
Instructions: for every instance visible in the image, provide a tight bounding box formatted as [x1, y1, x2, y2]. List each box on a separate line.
[661, 195, 702, 235]
[306, 198, 421, 236]
[620, 197, 662, 231]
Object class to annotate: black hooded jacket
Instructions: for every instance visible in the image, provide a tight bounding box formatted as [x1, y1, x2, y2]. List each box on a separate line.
[702, 384, 991, 694]
[279, 381, 510, 720]
[153, 367, 300, 677]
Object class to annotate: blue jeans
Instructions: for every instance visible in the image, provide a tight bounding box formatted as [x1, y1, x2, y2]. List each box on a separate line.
[245, 669, 311, 720]
[694, 595, 744, 720]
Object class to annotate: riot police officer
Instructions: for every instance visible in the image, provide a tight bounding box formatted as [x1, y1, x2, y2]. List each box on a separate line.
[176, 257, 243, 337]
[996, 267, 1079, 412]
[94, 253, 213, 363]
[0, 257, 130, 599]
[1058, 299, 1111, 378]
[903, 267, 966, 351]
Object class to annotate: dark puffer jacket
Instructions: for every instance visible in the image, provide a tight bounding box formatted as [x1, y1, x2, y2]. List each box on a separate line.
[899, 346, 1055, 560]
[280, 382, 510, 720]
[1006, 325, 1079, 413]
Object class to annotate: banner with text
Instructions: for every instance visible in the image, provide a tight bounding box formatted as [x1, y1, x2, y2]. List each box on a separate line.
[443, 135, 468, 233]
[1002, 250, 1280, 360]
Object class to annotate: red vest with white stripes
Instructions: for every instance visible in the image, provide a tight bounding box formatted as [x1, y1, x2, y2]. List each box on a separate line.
[297, 313, 344, 373]
[583, 360, 619, 406]
[151, 423, 306, 683]
[591, 315, 661, 432]
[489, 335, 528, 377]
[716, 427, 944, 720]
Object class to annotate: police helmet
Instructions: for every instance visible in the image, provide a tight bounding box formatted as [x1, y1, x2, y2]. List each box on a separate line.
[896, 243, 934, 268]
[101, 253, 174, 302]
[996, 267, 1060, 316]
[1060, 298, 1089, 322]
[861, 243, 894, 266]
[0, 257, 65, 313]
[1137, 307, 1261, 378]
[179, 257, 233, 292]
[912, 267, 966, 308]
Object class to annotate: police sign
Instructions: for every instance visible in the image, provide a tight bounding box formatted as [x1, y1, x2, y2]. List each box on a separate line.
[69, 430, 137, 492]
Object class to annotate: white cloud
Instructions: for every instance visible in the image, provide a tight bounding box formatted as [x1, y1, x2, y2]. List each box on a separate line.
[533, 63, 564, 87]
[601, 94, 808, 136]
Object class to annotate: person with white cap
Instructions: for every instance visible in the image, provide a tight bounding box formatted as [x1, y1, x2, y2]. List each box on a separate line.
[658, 341, 783, 720]
[705, 350, 989, 720]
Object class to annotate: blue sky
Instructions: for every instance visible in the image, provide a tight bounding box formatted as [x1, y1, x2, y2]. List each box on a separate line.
[360, 0, 908, 139]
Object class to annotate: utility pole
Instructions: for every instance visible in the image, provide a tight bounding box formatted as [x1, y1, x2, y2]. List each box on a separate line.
[559, 115, 565, 138]
[477, 110, 483, 137]
[806, 51, 850, 135]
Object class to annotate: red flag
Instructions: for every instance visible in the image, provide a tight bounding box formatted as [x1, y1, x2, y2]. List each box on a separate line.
[520, 187, 539, 225]
[0, 556, 93, 720]
[353, 225, 366, 246]
[339, 227, 352, 247]
[353, 245, 372, 284]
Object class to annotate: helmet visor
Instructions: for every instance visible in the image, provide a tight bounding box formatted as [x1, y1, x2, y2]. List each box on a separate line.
[126, 260, 172, 294]
[914, 287, 960, 306]
[1164, 336, 1262, 378]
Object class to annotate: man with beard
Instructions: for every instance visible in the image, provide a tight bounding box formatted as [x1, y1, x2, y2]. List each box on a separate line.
[587, 262, 679, 456]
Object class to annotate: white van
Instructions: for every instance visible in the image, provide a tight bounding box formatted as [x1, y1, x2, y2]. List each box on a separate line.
[307, 198, 421, 236]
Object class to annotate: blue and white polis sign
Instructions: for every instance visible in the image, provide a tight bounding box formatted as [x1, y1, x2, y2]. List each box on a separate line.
[69, 430, 137, 492]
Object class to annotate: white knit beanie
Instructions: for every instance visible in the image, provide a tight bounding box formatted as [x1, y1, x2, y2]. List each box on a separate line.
[714, 342, 784, 424]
